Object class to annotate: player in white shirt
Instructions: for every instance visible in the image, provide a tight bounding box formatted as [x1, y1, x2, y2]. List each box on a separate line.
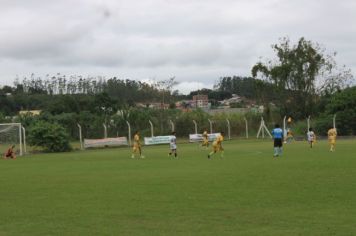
[168, 131, 178, 158]
[307, 128, 316, 148]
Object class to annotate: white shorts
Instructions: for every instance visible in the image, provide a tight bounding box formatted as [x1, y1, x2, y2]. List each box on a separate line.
[170, 144, 177, 150]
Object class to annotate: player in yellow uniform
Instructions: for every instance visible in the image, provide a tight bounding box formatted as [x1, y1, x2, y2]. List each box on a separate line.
[286, 128, 294, 143]
[208, 131, 224, 159]
[201, 129, 209, 149]
[132, 131, 144, 158]
[327, 127, 337, 152]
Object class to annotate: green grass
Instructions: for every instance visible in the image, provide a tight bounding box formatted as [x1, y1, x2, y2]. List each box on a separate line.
[1, 139, 356, 236]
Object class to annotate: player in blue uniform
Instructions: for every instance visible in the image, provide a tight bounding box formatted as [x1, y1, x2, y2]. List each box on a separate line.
[271, 124, 283, 157]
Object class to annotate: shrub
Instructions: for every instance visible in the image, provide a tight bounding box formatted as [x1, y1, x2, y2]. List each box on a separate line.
[28, 121, 72, 152]
[313, 114, 336, 136]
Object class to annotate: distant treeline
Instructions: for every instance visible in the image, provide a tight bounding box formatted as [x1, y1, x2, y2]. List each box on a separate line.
[11, 74, 169, 101]
[1, 75, 177, 115]
[216, 76, 278, 101]
[1, 75, 272, 115]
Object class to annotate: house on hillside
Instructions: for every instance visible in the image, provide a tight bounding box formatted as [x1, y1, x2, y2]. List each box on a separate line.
[148, 103, 170, 109]
[219, 94, 242, 106]
[175, 95, 210, 110]
[192, 95, 210, 109]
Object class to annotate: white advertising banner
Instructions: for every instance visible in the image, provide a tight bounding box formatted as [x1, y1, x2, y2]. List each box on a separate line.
[144, 136, 174, 145]
[84, 137, 128, 148]
[189, 133, 221, 142]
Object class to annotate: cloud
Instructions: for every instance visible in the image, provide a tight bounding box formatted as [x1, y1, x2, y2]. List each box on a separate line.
[174, 81, 215, 95]
[0, 0, 355, 93]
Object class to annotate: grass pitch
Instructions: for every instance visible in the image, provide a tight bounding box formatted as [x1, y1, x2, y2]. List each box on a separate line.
[1, 139, 356, 236]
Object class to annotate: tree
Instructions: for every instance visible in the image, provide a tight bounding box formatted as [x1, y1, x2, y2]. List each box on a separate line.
[251, 37, 352, 119]
[154, 77, 179, 104]
[0, 95, 16, 115]
[94, 92, 118, 117]
[188, 88, 232, 101]
[28, 121, 72, 152]
[154, 77, 179, 133]
[319, 64, 354, 95]
[319, 86, 356, 135]
[47, 95, 80, 115]
[0, 85, 13, 94]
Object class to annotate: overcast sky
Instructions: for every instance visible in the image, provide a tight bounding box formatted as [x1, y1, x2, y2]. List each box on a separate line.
[0, 0, 355, 94]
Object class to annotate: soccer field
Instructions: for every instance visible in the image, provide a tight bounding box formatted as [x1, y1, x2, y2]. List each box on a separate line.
[1, 139, 355, 236]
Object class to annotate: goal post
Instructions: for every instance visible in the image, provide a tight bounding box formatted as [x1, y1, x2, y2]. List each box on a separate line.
[0, 123, 25, 156]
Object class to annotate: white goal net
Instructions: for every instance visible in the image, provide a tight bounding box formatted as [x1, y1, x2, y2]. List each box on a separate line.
[0, 123, 25, 156]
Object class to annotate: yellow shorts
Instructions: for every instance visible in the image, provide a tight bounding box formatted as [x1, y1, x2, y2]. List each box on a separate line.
[213, 144, 223, 152]
[133, 144, 141, 152]
[202, 138, 209, 146]
[329, 139, 336, 145]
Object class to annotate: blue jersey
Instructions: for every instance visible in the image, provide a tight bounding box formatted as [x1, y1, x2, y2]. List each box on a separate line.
[272, 128, 283, 139]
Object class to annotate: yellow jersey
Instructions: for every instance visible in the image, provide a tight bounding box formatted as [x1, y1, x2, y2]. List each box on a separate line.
[328, 128, 337, 140]
[134, 134, 141, 146]
[213, 134, 224, 146]
[212, 134, 224, 152]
